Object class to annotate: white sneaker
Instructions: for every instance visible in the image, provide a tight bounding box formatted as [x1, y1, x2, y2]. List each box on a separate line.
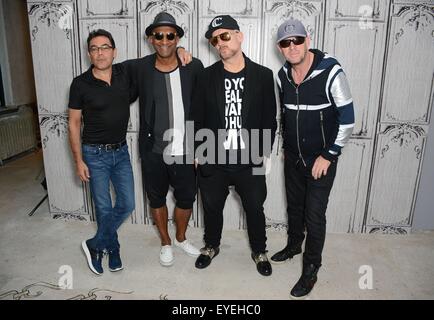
[159, 245, 174, 267]
[174, 239, 201, 257]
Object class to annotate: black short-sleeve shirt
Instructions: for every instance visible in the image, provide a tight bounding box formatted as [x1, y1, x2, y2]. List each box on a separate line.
[68, 63, 133, 144]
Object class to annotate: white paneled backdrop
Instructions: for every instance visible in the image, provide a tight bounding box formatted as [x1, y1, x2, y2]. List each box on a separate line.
[27, 0, 434, 234]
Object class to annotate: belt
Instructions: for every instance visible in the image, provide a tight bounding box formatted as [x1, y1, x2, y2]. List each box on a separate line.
[85, 140, 127, 151]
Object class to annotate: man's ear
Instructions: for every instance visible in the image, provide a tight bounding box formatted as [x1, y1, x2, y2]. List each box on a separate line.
[113, 48, 117, 60]
[238, 31, 244, 43]
[277, 44, 283, 55]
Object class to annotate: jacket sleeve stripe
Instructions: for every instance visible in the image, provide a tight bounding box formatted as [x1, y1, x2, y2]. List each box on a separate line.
[284, 103, 331, 111]
[325, 65, 342, 104]
[330, 71, 353, 107]
[276, 73, 282, 92]
[334, 125, 354, 147]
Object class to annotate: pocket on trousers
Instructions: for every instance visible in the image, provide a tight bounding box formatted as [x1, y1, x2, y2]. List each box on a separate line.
[82, 145, 101, 156]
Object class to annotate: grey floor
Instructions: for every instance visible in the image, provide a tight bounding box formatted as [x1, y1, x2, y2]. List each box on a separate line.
[0, 151, 433, 300]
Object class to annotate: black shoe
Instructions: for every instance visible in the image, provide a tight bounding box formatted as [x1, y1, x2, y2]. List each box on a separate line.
[108, 248, 123, 272]
[81, 240, 104, 275]
[195, 246, 220, 269]
[290, 264, 320, 299]
[270, 244, 302, 264]
[251, 252, 272, 276]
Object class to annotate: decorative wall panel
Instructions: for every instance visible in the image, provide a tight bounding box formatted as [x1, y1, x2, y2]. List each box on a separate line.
[324, 21, 386, 138]
[367, 124, 427, 227]
[327, 139, 373, 233]
[381, 3, 434, 124]
[39, 113, 90, 219]
[28, 1, 79, 113]
[27, 0, 433, 233]
[79, 0, 135, 18]
[327, 0, 389, 21]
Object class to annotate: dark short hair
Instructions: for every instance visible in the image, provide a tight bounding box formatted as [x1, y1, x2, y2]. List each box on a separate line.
[87, 29, 116, 51]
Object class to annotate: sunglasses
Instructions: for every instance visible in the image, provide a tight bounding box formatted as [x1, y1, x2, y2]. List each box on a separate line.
[152, 32, 177, 41]
[279, 36, 305, 48]
[209, 31, 238, 47]
[89, 44, 113, 54]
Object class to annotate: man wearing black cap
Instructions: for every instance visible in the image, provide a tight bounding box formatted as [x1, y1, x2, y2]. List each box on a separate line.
[273, 18, 355, 298]
[125, 12, 203, 267]
[192, 15, 277, 276]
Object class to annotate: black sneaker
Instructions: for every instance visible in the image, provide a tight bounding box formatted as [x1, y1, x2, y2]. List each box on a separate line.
[81, 240, 103, 275]
[195, 245, 219, 269]
[251, 252, 272, 276]
[108, 248, 123, 272]
[290, 263, 320, 299]
[270, 244, 302, 264]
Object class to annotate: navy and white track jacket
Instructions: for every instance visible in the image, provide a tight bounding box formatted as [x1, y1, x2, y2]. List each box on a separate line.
[276, 49, 355, 165]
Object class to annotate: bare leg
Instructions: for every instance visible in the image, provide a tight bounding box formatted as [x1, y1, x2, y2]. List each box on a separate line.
[174, 207, 192, 242]
[151, 205, 171, 245]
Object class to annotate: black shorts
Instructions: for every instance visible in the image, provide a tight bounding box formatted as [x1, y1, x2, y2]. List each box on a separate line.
[141, 152, 196, 209]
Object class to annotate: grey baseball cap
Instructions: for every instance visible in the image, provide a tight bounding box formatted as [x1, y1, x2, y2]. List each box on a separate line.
[276, 18, 307, 43]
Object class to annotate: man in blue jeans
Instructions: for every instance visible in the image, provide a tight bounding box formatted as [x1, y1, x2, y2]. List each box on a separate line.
[68, 29, 192, 275]
[68, 29, 136, 275]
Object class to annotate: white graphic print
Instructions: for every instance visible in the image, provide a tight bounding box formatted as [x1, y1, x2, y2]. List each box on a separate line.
[211, 17, 223, 28]
[223, 77, 246, 150]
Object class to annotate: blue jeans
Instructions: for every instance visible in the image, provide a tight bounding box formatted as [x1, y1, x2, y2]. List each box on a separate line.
[82, 143, 135, 251]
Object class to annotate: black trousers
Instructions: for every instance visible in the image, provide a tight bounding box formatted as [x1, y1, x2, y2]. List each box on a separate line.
[198, 166, 267, 253]
[284, 152, 337, 266]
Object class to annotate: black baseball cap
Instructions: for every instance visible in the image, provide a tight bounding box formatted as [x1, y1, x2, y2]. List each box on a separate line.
[205, 15, 240, 39]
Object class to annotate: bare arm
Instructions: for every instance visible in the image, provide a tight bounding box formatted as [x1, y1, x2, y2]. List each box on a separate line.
[68, 108, 90, 182]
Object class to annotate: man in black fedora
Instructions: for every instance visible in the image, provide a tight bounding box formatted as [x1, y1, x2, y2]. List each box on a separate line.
[192, 15, 277, 276]
[125, 12, 203, 267]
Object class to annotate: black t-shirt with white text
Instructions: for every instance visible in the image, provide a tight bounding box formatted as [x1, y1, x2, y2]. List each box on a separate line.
[219, 68, 250, 172]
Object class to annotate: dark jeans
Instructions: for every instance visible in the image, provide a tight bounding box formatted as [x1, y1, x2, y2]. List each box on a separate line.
[284, 152, 337, 266]
[82, 143, 135, 251]
[198, 166, 267, 253]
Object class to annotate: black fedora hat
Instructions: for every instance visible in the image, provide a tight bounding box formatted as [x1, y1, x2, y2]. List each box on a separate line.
[145, 12, 184, 38]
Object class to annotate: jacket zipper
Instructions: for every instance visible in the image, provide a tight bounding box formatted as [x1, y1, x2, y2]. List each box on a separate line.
[295, 87, 307, 167]
[286, 70, 307, 167]
[320, 111, 326, 149]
